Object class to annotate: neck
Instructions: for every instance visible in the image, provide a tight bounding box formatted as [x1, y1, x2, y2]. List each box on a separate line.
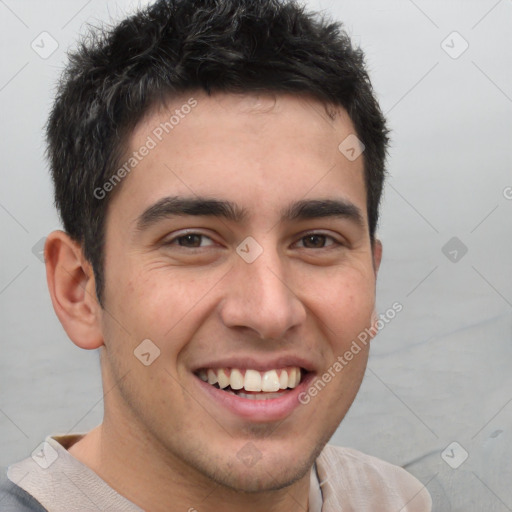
[68, 419, 311, 512]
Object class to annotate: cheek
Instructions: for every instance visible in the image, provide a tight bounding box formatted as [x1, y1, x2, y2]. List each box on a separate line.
[106, 262, 222, 349]
[299, 265, 376, 344]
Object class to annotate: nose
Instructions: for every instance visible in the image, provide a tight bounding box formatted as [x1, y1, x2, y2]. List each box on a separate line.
[218, 245, 306, 340]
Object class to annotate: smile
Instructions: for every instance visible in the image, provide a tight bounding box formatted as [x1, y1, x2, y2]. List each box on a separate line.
[196, 367, 303, 400]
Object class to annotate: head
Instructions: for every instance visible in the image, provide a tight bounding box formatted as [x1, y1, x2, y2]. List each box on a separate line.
[45, 0, 388, 496]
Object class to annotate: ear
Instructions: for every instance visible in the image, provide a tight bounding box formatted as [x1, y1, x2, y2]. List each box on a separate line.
[371, 238, 383, 276]
[370, 239, 383, 337]
[44, 230, 103, 350]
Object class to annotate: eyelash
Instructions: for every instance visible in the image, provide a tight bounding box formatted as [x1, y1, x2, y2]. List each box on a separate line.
[164, 231, 342, 250]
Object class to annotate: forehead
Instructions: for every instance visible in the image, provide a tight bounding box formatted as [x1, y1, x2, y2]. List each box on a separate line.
[108, 91, 367, 226]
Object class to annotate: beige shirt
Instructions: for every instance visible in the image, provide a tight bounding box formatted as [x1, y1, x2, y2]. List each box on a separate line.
[7, 434, 431, 511]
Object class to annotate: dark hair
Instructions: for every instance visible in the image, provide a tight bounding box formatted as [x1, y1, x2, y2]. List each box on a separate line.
[46, 0, 389, 305]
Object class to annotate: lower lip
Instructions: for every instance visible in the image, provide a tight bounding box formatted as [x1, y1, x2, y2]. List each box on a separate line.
[194, 372, 315, 423]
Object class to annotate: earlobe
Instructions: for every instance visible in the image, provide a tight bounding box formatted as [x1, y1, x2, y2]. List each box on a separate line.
[45, 230, 103, 350]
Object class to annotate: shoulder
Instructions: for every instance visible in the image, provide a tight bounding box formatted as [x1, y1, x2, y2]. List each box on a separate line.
[0, 468, 47, 512]
[316, 444, 432, 511]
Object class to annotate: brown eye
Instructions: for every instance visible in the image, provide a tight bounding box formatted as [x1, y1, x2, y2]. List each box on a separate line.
[177, 234, 203, 247]
[300, 234, 334, 249]
[166, 233, 216, 248]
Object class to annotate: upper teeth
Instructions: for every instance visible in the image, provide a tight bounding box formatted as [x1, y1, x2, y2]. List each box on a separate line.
[198, 367, 302, 392]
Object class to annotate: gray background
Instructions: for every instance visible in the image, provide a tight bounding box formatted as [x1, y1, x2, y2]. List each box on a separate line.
[1, 0, 511, 510]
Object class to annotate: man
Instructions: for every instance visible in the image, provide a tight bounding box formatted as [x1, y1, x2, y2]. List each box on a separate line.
[0, 0, 432, 510]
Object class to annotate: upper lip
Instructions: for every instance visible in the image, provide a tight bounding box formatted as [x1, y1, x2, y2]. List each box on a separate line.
[192, 355, 316, 373]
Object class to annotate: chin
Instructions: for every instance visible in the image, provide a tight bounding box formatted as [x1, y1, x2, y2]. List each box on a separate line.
[216, 463, 309, 493]
[202, 447, 315, 494]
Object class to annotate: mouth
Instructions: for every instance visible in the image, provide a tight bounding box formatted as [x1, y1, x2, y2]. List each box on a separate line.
[194, 366, 306, 400]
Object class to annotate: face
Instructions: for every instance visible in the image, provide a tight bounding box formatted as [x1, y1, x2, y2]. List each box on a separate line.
[99, 92, 380, 492]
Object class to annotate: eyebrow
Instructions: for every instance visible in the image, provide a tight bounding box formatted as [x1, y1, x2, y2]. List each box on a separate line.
[135, 196, 364, 231]
[281, 199, 364, 226]
[136, 197, 247, 231]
